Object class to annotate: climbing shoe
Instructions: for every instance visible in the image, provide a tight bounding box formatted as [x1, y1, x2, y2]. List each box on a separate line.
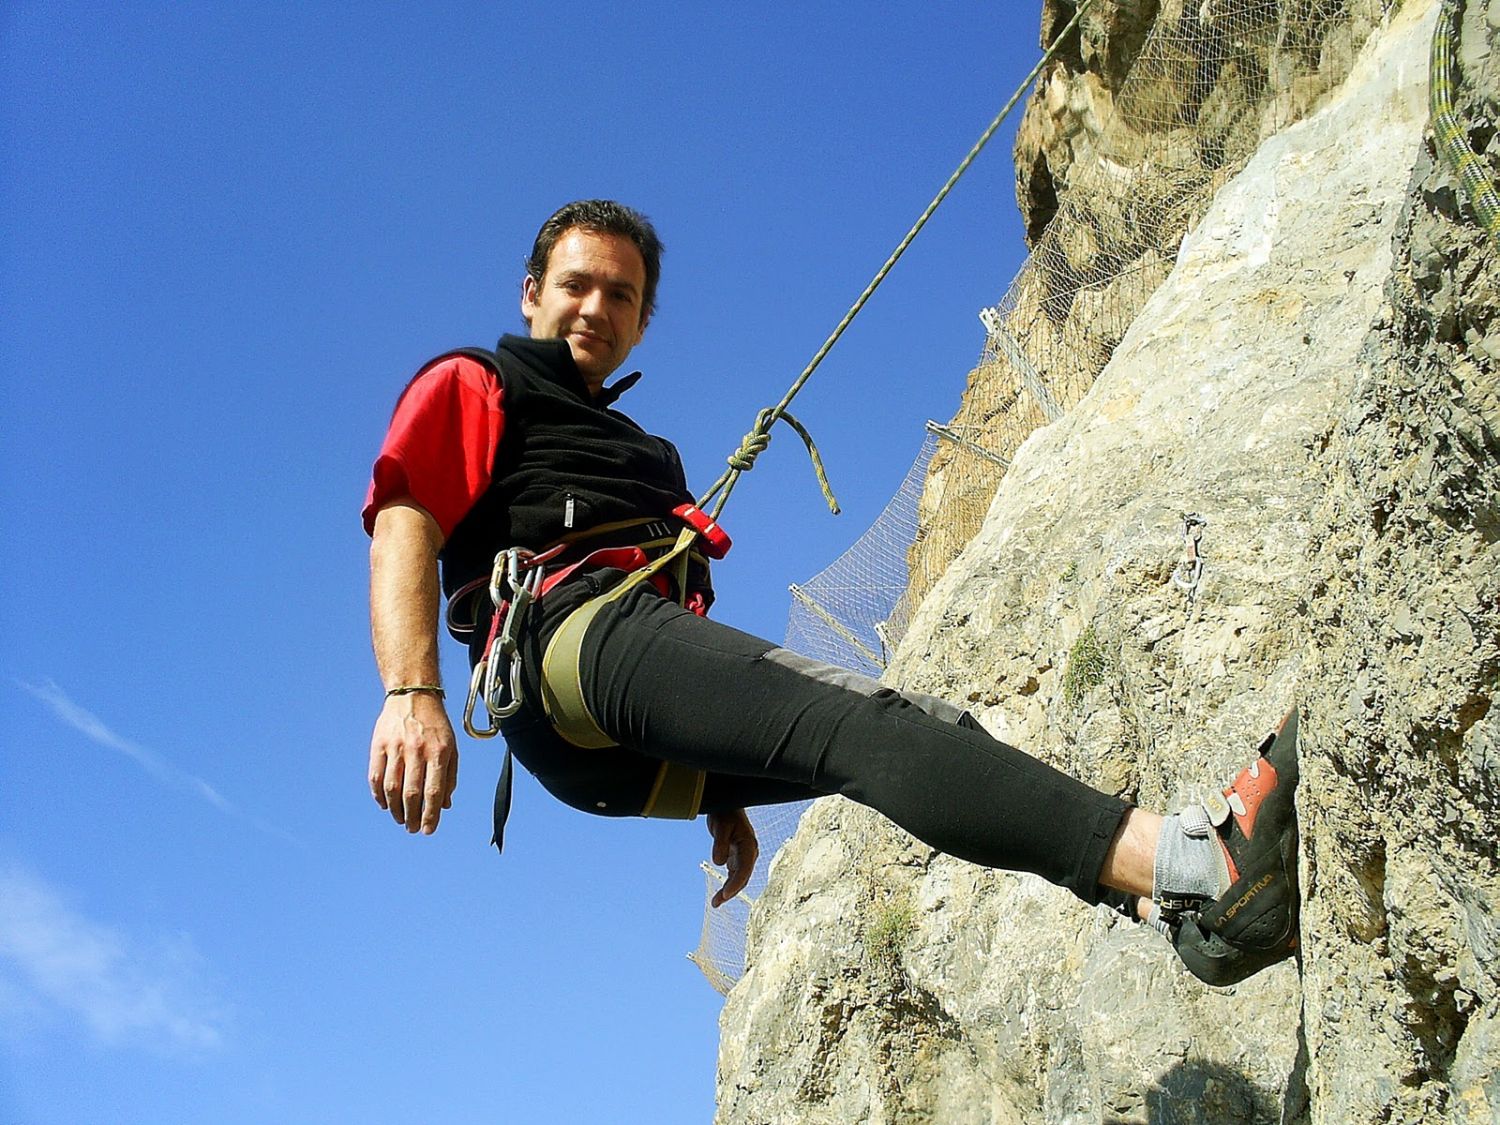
[1165, 708, 1301, 987]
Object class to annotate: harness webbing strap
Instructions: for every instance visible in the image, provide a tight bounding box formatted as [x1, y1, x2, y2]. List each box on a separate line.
[642, 754, 707, 821]
[538, 526, 708, 820]
[540, 594, 617, 750]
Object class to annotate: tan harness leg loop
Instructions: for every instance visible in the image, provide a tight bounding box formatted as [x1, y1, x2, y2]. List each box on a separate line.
[539, 594, 617, 750]
[538, 528, 708, 820]
[642, 759, 707, 821]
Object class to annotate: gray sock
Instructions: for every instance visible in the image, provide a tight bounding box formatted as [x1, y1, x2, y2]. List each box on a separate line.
[1152, 803, 1230, 908]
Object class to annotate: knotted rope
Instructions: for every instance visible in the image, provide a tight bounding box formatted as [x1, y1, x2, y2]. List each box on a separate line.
[699, 408, 841, 517]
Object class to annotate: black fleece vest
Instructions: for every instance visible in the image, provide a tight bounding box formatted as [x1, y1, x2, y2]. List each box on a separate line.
[437, 335, 696, 602]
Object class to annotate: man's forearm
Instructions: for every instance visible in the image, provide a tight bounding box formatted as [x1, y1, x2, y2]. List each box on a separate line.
[369, 502, 446, 689]
[368, 501, 459, 834]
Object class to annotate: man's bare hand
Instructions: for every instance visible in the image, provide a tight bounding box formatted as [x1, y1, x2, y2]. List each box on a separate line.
[369, 692, 459, 834]
[707, 808, 759, 908]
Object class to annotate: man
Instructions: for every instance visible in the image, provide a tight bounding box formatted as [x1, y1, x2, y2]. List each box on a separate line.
[364, 200, 1301, 985]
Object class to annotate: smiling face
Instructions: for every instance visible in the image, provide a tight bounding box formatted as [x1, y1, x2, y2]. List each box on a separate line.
[520, 227, 649, 393]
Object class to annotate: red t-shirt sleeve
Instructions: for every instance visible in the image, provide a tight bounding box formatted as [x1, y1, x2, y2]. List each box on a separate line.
[361, 356, 505, 539]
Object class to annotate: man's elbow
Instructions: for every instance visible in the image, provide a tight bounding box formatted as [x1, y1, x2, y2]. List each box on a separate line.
[371, 500, 445, 554]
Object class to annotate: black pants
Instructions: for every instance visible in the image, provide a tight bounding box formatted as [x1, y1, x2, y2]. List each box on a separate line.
[487, 571, 1131, 906]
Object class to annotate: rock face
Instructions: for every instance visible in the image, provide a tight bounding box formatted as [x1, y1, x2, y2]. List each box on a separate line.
[1298, 0, 1500, 1116]
[906, 0, 1396, 617]
[1014, 0, 1392, 246]
[717, 2, 1499, 1122]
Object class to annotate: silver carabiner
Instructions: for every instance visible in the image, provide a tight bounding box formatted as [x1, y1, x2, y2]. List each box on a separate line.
[463, 659, 501, 738]
[476, 551, 547, 724]
[489, 547, 519, 609]
[481, 645, 526, 721]
[482, 642, 508, 712]
[469, 545, 562, 732]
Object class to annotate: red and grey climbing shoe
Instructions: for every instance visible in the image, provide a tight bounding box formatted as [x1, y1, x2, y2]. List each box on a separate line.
[1171, 708, 1301, 986]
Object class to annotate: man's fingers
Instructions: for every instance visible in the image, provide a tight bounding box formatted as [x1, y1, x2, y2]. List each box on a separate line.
[420, 759, 447, 833]
[380, 746, 453, 831]
[442, 750, 458, 810]
[402, 756, 426, 833]
[708, 814, 732, 864]
[369, 747, 389, 809]
[713, 860, 748, 907]
[707, 812, 759, 907]
[723, 845, 756, 901]
[384, 753, 407, 825]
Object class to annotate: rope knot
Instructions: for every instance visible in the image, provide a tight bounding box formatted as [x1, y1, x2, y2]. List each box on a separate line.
[726, 409, 776, 472]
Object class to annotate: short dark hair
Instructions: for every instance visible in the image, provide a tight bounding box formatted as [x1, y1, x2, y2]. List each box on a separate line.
[525, 199, 663, 322]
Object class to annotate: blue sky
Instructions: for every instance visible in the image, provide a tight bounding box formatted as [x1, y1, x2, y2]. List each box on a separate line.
[2, 4, 1041, 1121]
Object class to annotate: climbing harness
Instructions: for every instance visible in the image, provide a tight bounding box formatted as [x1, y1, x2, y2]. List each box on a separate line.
[460, 530, 705, 740]
[538, 504, 729, 753]
[1431, 0, 1500, 248]
[462, 1, 1099, 819]
[461, 508, 729, 821]
[1171, 514, 1207, 602]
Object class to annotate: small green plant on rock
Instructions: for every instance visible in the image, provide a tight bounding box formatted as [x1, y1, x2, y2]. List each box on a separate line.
[864, 897, 916, 972]
[1063, 624, 1108, 709]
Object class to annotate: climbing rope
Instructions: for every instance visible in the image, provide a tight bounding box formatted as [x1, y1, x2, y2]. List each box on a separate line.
[695, 0, 1099, 523]
[1431, 0, 1500, 247]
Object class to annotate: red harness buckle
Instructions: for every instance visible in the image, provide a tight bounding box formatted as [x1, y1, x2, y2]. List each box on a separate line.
[672, 503, 732, 559]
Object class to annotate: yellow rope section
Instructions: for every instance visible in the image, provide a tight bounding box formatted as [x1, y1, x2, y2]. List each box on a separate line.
[1431, 0, 1500, 246]
[696, 0, 1099, 521]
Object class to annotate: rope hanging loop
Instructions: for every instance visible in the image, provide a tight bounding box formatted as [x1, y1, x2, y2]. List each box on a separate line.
[703, 407, 841, 520]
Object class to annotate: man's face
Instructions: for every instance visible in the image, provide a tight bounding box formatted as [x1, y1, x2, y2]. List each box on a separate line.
[521, 227, 649, 392]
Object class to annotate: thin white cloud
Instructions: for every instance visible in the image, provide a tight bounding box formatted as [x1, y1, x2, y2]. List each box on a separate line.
[16, 678, 299, 846]
[0, 863, 228, 1054]
[18, 677, 224, 802]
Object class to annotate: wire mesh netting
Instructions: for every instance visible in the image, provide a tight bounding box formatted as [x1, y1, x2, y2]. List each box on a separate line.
[786, 432, 944, 677]
[687, 800, 817, 992]
[690, 0, 1398, 996]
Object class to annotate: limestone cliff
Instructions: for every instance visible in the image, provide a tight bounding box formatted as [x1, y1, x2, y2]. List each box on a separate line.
[716, 2, 1499, 1122]
[906, 0, 1398, 617]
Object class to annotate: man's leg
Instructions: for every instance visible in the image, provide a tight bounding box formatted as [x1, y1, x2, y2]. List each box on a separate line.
[566, 580, 1301, 985]
[577, 582, 1134, 905]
